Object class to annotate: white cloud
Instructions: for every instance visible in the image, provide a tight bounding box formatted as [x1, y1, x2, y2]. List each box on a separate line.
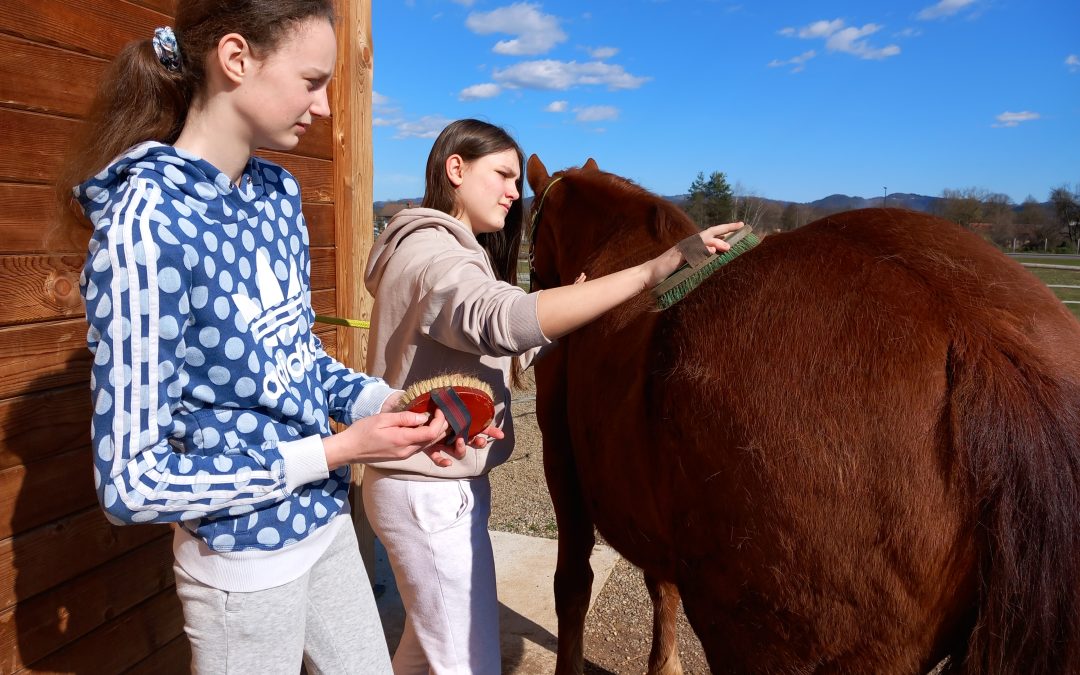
[545, 100, 569, 112]
[575, 105, 619, 122]
[459, 83, 502, 100]
[828, 24, 900, 59]
[450, 0, 475, 5]
[779, 18, 900, 61]
[894, 27, 923, 38]
[1067, 54, 1080, 73]
[917, 0, 976, 20]
[788, 19, 845, 39]
[372, 91, 400, 119]
[993, 110, 1036, 127]
[768, 50, 816, 73]
[466, 3, 567, 56]
[493, 60, 649, 90]
[393, 115, 454, 139]
[588, 46, 618, 59]
[993, 111, 1040, 128]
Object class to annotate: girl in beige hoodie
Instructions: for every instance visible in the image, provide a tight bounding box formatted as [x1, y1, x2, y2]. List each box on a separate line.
[363, 119, 742, 674]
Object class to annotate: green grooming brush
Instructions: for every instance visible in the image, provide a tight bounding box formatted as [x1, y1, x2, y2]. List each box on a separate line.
[650, 225, 759, 310]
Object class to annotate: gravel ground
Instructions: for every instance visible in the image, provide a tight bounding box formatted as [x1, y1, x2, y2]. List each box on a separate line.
[489, 372, 710, 674]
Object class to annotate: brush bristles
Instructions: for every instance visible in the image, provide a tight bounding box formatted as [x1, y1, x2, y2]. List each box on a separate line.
[654, 233, 760, 310]
[395, 374, 494, 411]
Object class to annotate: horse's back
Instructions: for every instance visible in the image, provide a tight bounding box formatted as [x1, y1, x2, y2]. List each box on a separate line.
[647, 209, 1080, 672]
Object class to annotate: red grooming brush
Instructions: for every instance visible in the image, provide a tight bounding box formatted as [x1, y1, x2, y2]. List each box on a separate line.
[396, 375, 496, 445]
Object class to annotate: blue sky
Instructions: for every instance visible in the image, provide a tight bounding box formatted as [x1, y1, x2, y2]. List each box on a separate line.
[370, 1, 1079, 204]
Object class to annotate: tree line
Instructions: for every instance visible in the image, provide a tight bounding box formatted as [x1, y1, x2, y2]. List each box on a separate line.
[684, 170, 1080, 252]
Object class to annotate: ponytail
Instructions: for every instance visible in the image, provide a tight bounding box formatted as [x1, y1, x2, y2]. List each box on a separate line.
[56, 38, 188, 228]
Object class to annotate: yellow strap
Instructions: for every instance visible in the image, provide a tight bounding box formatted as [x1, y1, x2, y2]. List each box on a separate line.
[315, 315, 370, 329]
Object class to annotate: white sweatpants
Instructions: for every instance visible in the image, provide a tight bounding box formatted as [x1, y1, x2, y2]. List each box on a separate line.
[362, 470, 500, 675]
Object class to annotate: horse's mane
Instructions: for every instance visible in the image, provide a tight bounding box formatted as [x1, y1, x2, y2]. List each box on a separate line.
[560, 166, 698, 246]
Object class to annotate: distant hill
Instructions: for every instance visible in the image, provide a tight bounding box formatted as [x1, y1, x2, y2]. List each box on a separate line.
[381, 192, 944, 214]
[663, 191, 943, 213]
[382, 192, 1049, 220]
[808, 192, 943, 213]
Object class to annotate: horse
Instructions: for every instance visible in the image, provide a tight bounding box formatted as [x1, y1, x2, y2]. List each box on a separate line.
[525, 154, 1080, 675]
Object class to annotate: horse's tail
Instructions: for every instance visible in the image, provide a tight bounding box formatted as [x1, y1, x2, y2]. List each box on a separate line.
[950, 326, 1080, 674]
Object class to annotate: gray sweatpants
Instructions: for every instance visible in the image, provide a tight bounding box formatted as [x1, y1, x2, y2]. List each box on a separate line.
[174, 521, 392, 674]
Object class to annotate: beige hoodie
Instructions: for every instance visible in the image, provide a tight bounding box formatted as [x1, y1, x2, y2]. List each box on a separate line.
[364, 208, 551, 480]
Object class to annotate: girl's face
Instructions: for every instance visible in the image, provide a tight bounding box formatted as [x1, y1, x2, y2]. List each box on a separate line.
[450, 148, 521, 235]
[238, 18, 336, 152]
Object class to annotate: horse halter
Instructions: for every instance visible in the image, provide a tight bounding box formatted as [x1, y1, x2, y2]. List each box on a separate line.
[527, 175, 564, 292]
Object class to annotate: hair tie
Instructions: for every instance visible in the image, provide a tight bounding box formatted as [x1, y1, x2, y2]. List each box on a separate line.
[152, 26, 182, 72]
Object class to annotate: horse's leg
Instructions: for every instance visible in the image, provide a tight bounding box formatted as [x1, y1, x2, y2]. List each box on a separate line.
[547, 450, 595, 675]
[536, 349, 596, 675]
[645, 574, 683, 675]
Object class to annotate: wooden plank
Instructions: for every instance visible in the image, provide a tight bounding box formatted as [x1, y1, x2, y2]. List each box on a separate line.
[306, 202, 336, 247]
[0, 319, 91, 400]
[1021, 263, 1080, 271]
[294, 117, 334, 161]
[258, 151, 335, 204]
[332, 0, 378, 583]
[125, 0, 176, 16]
[0, 185, 91, 255]
[0, 254, 84, 327]
[331, 0, 376, 372]
[0, 0, 168, 61]
[22, 585, 183, 673]
[0, 35, 105, 118]
[0, 108, 333, 202]
[311, 247, 336, 291]
[0, 385, 91, 472]
[124, 631, 189, 675]
[0, 506, 169, 611]
[312, 289, 335, 318]
[0, 534, 173, 672]
[0, 109, 80, 185]
[0, 448, 96, 541]
[315, 327, 338, 362]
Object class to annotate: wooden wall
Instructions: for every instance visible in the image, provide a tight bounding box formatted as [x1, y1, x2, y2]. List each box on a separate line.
[0, 0, 369, 670]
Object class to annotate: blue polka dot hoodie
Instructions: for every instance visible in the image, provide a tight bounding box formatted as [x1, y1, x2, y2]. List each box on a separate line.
[76, 142, 393, 556]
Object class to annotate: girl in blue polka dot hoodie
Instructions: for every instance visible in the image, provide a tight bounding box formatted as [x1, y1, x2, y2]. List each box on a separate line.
[60, 1, 476, 670]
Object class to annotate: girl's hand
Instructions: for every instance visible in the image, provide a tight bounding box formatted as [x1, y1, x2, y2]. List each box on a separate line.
[446, 423, 506, 460]
[646, 221, 744, 287]
[324, 409, 451, 470]
[699, 221, 746, 254]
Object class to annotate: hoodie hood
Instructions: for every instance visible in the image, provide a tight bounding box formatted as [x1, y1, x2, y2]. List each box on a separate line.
[365, 207, 489, 295]
[75, 141, 275, 229]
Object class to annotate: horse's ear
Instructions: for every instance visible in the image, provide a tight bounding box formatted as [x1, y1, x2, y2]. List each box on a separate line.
[582, 158, 600, 172]
[526, 154, 550, 194]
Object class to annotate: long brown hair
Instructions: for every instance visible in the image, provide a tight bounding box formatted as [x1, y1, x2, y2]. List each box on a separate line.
[57, 0, 335, 227]
[422, 119, 526, 286]
[422, 119, 528, 386]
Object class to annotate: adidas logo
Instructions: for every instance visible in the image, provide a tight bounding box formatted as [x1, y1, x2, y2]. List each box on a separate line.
[231, 248, 315, 402]
[232, 249, 304, 344]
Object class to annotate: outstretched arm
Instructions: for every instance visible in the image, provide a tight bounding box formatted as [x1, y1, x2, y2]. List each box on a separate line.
[535, 222, 743, 339]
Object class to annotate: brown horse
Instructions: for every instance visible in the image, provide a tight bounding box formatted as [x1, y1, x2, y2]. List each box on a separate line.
[526, 155, 1080, 675]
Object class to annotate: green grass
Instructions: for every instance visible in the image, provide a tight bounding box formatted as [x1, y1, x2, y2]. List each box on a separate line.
[1013, 257, 1080, 319]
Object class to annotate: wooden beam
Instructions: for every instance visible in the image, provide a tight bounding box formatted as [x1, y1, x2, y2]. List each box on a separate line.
[331, 0, 377, 582]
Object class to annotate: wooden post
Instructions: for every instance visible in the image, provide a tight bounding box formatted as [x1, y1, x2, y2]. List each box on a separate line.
[332, 0, 378, 583]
